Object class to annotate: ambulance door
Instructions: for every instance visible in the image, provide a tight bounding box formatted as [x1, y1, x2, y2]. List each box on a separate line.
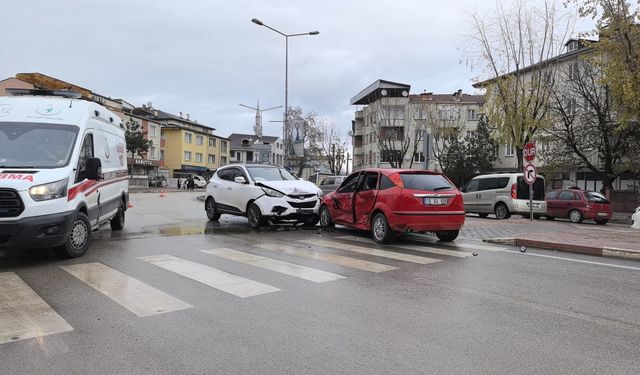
[74, 132, 100, 227]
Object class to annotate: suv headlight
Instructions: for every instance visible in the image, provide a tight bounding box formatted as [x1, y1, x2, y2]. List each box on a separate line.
[29, 178, 69, 201]
[262, 187, 284, 198]
[317, 190, 324, 198]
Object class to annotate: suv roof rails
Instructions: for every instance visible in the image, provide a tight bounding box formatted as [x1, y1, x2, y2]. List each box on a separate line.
[6, 88, 82, 99]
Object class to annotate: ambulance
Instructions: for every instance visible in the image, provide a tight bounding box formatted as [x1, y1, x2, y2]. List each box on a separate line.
[0, 89, 129, 258]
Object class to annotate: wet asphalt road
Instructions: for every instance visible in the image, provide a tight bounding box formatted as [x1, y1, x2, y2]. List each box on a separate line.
[1, 192, 639, 375]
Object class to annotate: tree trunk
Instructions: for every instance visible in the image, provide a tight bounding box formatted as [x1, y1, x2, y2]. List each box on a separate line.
[515, 147, 524, 171]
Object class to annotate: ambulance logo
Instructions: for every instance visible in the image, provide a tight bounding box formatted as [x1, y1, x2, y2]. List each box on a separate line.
[36, 104, 61, 116]
[104, 137, 111, 159]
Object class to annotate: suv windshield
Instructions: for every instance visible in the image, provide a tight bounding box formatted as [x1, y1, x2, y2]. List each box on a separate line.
[0, 122, 79, 168]
[247, 166, 297, 182]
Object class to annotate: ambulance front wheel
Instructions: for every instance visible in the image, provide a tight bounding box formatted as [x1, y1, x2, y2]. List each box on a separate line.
[56, 212, 91, 258]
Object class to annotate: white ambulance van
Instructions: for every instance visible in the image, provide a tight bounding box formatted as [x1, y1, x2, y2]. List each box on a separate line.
[0, 89, 129, 258]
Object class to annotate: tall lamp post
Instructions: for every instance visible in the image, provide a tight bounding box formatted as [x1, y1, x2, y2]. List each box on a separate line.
[251, 18, 319, 168]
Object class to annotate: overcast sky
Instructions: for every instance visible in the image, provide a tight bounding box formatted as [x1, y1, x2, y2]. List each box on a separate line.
[3, 0, 590, 140]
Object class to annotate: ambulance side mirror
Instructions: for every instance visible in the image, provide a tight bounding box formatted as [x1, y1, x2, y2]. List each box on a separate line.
[86, 158, 102, 181]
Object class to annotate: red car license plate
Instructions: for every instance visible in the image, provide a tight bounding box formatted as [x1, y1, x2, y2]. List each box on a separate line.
[424, 197, 448, 206]
[597, 212, 608, 217]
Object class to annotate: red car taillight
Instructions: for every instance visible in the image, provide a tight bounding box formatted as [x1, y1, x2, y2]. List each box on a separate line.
[511, 183, 517, 199]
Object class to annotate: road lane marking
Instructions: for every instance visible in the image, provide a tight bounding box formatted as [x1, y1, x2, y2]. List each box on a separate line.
[299, 239, 441, 264]
[61, 263, 192, 317]
[139, 254, 280, 298]
[200, 248, 346, 283]
[498, 249, 640, 271]
[448, 240, 505, 252]
[335, 236, 473, 258]
[0, 272, 73, 345]
[255, 243, 398, 273]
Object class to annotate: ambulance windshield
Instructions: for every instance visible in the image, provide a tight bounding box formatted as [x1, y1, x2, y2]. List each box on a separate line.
[0, 122, 80, 168]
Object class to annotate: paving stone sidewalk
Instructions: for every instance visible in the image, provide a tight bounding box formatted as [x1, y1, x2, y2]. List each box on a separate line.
[460, 215, 640, 257]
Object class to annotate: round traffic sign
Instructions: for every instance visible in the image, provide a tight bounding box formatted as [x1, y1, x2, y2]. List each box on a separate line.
[524, 163, 537, 184]
[524, 142, 536, 162]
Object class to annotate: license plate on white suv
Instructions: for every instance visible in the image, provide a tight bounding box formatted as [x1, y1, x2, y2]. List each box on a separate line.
[424, 197, 448, 206]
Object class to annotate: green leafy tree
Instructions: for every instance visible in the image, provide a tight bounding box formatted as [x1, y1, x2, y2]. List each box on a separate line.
[125, 117, 152, 175]
[568, 0, 640, 125]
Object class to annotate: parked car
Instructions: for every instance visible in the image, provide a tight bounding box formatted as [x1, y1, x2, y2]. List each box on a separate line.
[545, 189, 612, 224]
[461, 173, 546, 219]
[318, 175, 346, 195]
[192, 175, 207, 188]
[204, 164, 322, 227]
[319, 169, 465, 243]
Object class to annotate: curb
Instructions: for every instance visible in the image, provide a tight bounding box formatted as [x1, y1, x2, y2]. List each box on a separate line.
[484, 238, 640, 260]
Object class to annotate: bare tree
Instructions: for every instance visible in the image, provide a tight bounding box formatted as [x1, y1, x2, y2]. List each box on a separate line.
[369, 97, 424, 168]
[318, 121, 348, 174]
[417, 102, 468, 173]
[465, 0, 575, 169]
[546, 57, 640, 194]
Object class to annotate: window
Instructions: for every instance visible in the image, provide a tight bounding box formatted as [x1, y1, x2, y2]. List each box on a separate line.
[381, 150, 401, 163]
[379, 175, 396, 190]
[150, 125, 157, 137]
[568, 63, 577, 80]
[196, 135, 203, 145]
[221, 141, 227, 153]
[478, 177, 510, 191]
[76, 134, 94, 183]
[208, 154, 215, 164]
[358, 172, 379, 191]
[195, 153, 203, 163]
[230, 151, 235, 158]
[150, 146, 157, 159]
[160, 150, 164, 161]
[546, 191, 558, 200]
[338, 173, 360, 193]
[400, 173, 453, 191]
[413, 152, 425, 163]
[184, 151, 191, 161]
[558, 191, 574, 200]
[247, 152, 253, 162]
[463, 179, 479, 193]
[218, 167, 244, 182]
[567, 40, 578, 52]
[467, 109, 477, 121]
[209, 137, 216, 147]
[220, 156, 227, 165]
[184, 133, 192, 143]
[505, 143, 515, 157]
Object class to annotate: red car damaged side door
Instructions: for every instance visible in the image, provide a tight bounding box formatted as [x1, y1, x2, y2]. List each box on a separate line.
[330, 172, 360, 224]
[354, 171, 380, 228]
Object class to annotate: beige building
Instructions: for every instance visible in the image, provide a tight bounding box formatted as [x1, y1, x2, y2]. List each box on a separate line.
[351, 80, 484, 172]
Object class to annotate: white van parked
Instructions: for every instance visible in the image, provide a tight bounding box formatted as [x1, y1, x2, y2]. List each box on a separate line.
[461, 172, 546, 219]
[0, 89, 129, 258]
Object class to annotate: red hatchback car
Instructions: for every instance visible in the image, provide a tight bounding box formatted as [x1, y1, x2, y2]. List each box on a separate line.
[319, 169, 465, 243]
[545, 189, 612, 224]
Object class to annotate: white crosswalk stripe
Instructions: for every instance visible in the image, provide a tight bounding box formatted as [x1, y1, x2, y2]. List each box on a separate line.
[139, 254, 280, 298]
[201, 248, 347, 283]
[335, 236, 474, 258]
[299, 239, 441, 264]
[0, 272, 73, 345]
[255, 243, 398, 272]
[61, 262, 192, 317]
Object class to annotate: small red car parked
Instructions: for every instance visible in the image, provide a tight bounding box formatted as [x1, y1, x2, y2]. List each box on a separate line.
[545, 189, 612, 224]
[319, 169, 465, 243]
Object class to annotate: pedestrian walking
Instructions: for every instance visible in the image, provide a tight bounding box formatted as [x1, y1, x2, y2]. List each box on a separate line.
[177, 179, 181, 189]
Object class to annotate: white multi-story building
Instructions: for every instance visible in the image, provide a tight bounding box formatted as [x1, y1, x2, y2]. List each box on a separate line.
[350, 80, 484, 172]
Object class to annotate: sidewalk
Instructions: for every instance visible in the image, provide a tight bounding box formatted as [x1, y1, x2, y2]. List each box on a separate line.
[460, 216, 640, 260]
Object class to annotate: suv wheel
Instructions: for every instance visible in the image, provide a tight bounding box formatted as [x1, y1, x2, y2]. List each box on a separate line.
[436, 230, 459, 241]
[319, 205, 334, 229]
[494, 203, 511, 220]
[371, 213, 393, 244]
[569, 209, 584, 223]
[205, 197, 221, 221]
[247, 203, 264, 228]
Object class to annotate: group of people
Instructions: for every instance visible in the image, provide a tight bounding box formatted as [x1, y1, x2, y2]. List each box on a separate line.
[177, 175, 196, 191]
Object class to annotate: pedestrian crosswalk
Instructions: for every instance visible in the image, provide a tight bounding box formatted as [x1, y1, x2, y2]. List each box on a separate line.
[0, 235, 493, 346]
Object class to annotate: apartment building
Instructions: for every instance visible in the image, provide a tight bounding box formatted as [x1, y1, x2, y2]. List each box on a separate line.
[133, 106, 229, 178]
[351, 80, 484, 171]
[473, 38, 639, 191]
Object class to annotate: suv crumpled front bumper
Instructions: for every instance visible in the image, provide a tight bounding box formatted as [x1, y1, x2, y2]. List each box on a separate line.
[253, 195, 320, 220]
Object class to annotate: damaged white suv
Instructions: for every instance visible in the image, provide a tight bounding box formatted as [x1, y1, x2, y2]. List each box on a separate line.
[204, 164, 323, 228]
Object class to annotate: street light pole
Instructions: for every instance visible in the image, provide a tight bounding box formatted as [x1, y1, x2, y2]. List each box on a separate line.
[251, 18, 319, 168]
